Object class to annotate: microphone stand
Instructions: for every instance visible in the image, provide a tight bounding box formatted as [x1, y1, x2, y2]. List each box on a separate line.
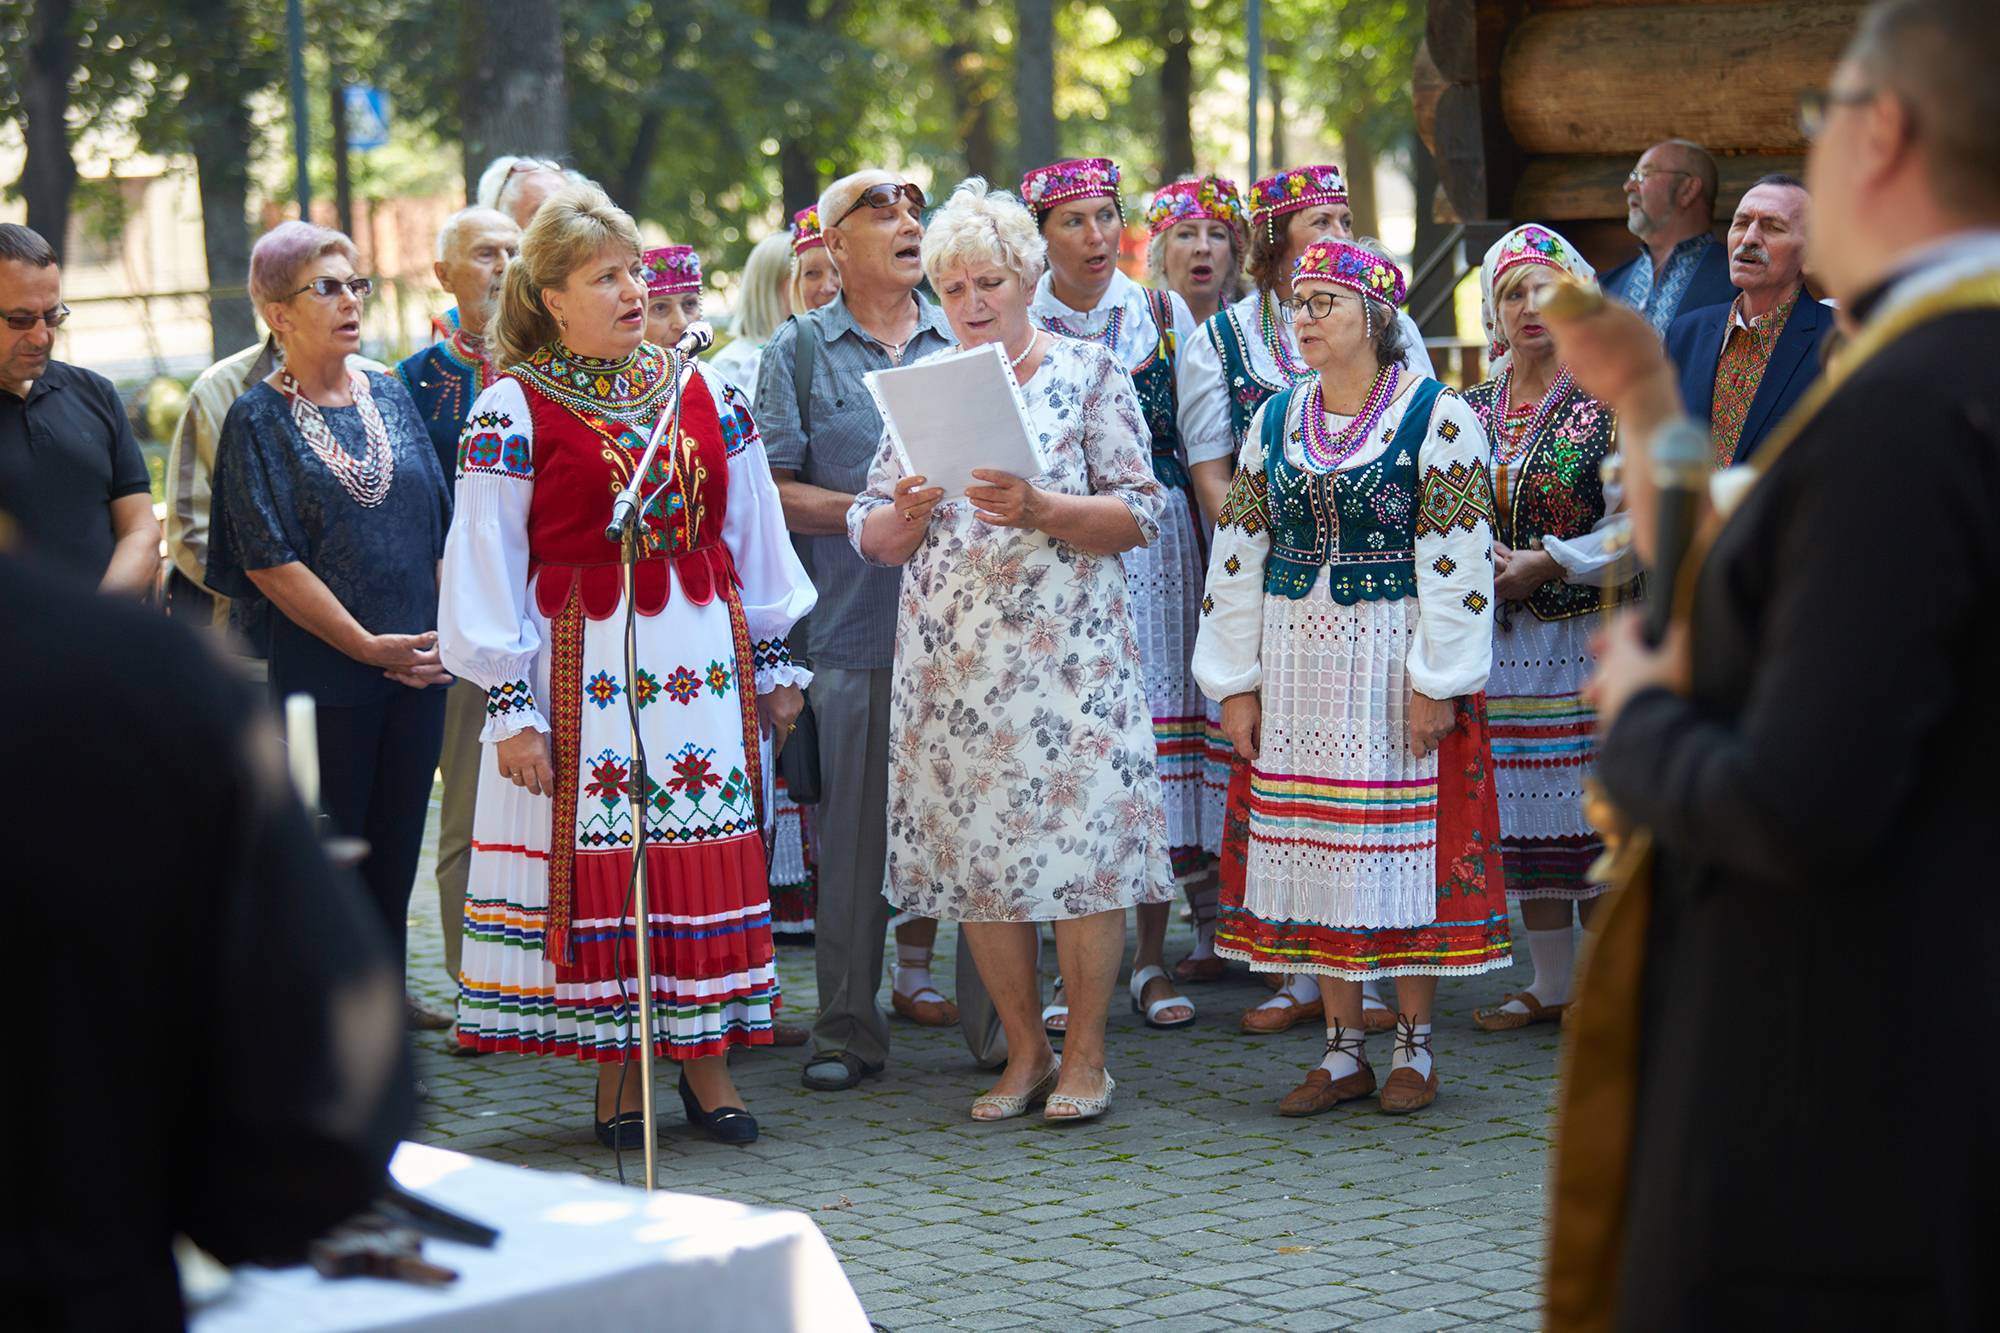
[601, 333, 704, 1191]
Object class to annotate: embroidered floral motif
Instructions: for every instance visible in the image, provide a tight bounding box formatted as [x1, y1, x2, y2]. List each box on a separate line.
[1438, 419, 1460, 443]
[667, 745, 724, 794]
[1432, 554, 1457, 577]
[584, 750, 630, 803]
[1223, 553, 1242, 576]
[1416, 459, 1496, 540]
[751, 638, 793, 672]
[486, 679, 536, 718]
[584, 670, 622, 710]
[1462, 590, 1490, 615]
[633, 668, 660, 708]
[459, 426, 533, 479]
[1202, 593, 1215, 616]
[662, 665, 703, 704]
[705, 660, 733, 698]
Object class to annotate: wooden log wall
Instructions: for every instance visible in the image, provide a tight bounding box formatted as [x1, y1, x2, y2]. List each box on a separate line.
[1419, 1, 1863, 269]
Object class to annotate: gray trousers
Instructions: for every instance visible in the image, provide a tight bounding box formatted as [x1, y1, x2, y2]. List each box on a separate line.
[809, 666, 1002, 1069]
[433, 677, 487, 982]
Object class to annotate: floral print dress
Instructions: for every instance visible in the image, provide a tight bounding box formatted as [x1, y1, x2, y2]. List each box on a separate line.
[847, 336, 1178, 922]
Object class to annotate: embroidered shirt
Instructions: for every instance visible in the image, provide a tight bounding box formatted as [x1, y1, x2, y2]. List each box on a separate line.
[1710, 286, 1800, 469]
[1614, 233, 1718, 335]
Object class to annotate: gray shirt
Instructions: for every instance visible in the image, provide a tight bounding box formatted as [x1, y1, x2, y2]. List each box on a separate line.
[756, 291, 956, 669]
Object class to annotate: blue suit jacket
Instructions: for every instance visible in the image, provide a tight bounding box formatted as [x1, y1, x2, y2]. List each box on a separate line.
[1602, 241, 1738, 330]
[1665, 293, 1835, 467]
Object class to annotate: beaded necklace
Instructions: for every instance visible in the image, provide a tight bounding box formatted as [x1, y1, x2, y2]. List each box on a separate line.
[1298, 364, 1401, 471]
[1040, 301, 1124, 350]
[442, 328, 496, 392]
[1259, 290, 1314, 383]
[1491, 365, 1574, 464]
[280, 369, 396, 507]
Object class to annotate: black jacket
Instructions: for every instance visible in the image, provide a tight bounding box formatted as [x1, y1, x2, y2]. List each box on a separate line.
[1665, 293, 1836, 467]
[1599, 307, 2000, 1329]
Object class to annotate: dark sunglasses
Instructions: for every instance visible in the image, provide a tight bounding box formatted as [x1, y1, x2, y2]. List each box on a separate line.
[3, 304, 71, 331]
[832, 181, 927, 228]
[293, 276, 374, 300]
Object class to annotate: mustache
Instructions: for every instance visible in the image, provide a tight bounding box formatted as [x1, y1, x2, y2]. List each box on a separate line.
[1733, 244, 1768, 264]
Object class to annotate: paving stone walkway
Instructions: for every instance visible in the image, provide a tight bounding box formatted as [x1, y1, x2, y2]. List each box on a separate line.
[405, 789, 1559, 1330]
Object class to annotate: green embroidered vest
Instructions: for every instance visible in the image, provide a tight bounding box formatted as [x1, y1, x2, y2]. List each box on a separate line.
[1131, 288, 1190, 492]
[1261, 378, 1446, 601]
[1206, 298, 1300, 464]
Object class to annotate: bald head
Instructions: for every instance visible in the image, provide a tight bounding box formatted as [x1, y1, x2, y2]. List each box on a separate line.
[819, 168, 926, 299]
[433, 208, 521, 337]
[1625, 139, 1719, 250]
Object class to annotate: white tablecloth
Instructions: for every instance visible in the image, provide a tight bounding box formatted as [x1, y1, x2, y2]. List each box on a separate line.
[190, 1142, 873, 1333]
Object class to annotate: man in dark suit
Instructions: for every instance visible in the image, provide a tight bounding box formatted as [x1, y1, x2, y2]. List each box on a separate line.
[1664, 175, 1836, 467]
[1541, 2, 1999, 1329]
[1599, 139, 1739, 335]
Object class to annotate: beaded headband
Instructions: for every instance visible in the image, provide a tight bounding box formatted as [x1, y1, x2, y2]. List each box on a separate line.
[1144, 174, 1247, 239]
[791, 205, 826, 257]
[1490, 223, 1582, 283]
[1021, 157, 1123, 221]
[1249, 164, 1348, 243]
[639, 244, 700, 295]
[1293, 239, 1406, 309]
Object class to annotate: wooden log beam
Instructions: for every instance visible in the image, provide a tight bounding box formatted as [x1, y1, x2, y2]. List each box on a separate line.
[1513, 152, 1805, 221]
[1424, 0, 1533, 223]
[1500, 3, 1863, 156]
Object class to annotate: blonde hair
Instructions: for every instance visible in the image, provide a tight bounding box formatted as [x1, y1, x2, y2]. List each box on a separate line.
[494, 183, 642, 369]
[920, 177, 1046, 289]
[732, 230, 794, 344]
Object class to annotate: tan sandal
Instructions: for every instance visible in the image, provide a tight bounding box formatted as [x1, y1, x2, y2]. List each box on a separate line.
[892, 985, 960, 1027]
[970, 1057, 1061, 1121]
[1471, 990, 1568, 1032]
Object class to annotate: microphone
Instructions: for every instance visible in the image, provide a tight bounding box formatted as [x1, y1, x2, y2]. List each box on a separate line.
[672, 320, 714, 357]
[1640, 417, 1710, 647]
[604, 328, 710, 542]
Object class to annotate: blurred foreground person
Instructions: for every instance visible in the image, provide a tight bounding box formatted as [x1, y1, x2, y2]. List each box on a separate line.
[3, 531, 410, 1331]
[1546, 2, 2000, 1327]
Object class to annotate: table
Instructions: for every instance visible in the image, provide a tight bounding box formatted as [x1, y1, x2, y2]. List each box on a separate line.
[190, 1142, 874, 1333]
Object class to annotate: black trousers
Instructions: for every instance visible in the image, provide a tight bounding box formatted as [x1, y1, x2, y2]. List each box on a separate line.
[316, 684, 448, 970]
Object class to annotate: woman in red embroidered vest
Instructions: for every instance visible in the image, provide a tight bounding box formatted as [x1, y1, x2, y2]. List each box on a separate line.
[1193, 240, 1511, 1116]
[1460, 225, 1637, 1034]
[440, 186, 814, 1149]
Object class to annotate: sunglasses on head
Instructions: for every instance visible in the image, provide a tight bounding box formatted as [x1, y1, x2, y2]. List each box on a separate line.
[293, 276, 374, 300]
[832, 181, 927, 228]
[3, 304, 71, 332]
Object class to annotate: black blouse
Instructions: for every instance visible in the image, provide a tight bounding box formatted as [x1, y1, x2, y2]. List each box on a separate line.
[208, 370, 451, 705]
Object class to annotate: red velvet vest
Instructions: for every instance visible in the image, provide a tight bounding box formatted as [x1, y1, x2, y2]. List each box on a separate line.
[510, 363, 737, 620]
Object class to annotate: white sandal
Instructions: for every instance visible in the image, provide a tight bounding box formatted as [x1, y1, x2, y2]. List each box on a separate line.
[1045, 1072, 1115, 1123]
[1041, 977, 1068, 1036]
[1128, 964, 1196, 1029]
[970, 1057, 1061, 1121]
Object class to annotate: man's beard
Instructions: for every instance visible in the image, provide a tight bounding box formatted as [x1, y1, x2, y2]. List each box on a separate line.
[1626, 199, 1660, 240]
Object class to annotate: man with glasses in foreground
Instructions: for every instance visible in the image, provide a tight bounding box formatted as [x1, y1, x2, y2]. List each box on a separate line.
[1599, 138, 1736, 335]
[0, 222, 160, 597]
[756, 170, 997, 1090]
[1544, 1, 2000, 1325]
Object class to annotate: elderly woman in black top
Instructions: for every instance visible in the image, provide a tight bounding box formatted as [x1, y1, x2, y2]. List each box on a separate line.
[209, 221, 453, 995]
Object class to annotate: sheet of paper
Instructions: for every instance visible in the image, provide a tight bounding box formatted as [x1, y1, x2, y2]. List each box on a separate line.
[864, 342, 1045, 497]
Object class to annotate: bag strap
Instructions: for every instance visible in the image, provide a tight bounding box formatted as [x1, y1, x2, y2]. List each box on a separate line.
[790, 310, 817, 438]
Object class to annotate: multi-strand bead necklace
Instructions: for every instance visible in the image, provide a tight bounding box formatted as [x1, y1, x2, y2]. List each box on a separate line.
[1298, 363, 1402, 471]
[280, 369, 396, 507]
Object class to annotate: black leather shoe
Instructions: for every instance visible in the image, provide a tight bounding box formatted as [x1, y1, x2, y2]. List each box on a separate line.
[679, 1071, 759, 1145]
[594, 1111, 647, 1149]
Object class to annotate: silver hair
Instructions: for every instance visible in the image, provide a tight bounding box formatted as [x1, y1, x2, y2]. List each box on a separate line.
[919, 177, 1046, 289]
[434, 206, 519, 263]
[474, 155, 579, 214]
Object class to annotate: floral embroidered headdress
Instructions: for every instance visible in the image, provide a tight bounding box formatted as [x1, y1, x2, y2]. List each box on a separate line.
[639, 244, 701, 296]
[1478, 223, 1597, 368]
[1292, 238, 1406, 309]
[1144, 174, 1247, 240]
[791, 205, 826, 257]
[1249, 164, 1347, 244]
[1021, 157, 1123, 224]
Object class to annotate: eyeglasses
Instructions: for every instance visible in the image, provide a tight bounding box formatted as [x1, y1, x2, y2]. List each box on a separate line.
[1625, 167, 1692, 187]
[1278, 292, 1348, 323]
[832, 181, 927, 228]
[2, 304, 71, 331]
[292, 276, 374, 300]
[1797, 86, 1877, 140]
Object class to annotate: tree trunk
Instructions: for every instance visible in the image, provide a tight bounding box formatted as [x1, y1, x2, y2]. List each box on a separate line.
[1013, 0, 1057, 176]
[459, 0, 571, 196]
[1158, 0, 1195, 181]
[19, 0, 80, 259]
[944, 0, 999, 184]
[1266, 69, 1286, 173]
[329, 73, 354, 240]
[189, 97, 260, 360]
[768, 0, 819, 215]
[616, 107, 666, 218]
[1341, 116, 1379, 240]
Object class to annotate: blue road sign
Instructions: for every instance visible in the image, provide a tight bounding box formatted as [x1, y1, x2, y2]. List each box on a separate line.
[345, 85, 390, 151]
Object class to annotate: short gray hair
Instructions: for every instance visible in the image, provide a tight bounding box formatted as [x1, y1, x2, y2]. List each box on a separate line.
[0, 223, 57, 268]
[434, 206, 519, 262]
[475, 155, 576, 214]
[920, 177, 1045, 288]
[1658, 138, 1719, 213]
[1847, 0, 2000, 215]
[1353, 237, 1410, 370]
